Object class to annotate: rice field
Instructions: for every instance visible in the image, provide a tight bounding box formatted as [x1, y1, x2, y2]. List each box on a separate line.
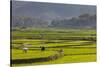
[11, 28, 96, 66]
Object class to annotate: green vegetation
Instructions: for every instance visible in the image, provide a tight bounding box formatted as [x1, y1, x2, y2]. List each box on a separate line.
[11, 28, 96, 66]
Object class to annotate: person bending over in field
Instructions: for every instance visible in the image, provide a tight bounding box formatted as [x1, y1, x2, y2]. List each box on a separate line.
[22, 47, 28, 53]
[41, 46, 45, 51]
[58, 49, 64, 56]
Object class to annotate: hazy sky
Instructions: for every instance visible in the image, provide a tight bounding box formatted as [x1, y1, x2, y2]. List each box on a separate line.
[12, 0, 96, 20]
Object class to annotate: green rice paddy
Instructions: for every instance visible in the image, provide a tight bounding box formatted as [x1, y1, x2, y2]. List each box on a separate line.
[11, 28, 96, 66]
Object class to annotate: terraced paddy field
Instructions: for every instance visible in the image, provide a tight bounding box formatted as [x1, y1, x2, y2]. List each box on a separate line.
[11, 28, 96, 66]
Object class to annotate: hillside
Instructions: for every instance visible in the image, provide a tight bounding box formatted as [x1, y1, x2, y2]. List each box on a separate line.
[12, 14, 96, 29]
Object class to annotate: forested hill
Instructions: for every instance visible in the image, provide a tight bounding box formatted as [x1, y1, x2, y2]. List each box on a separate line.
[12, 14, 96, 29]
[50, 14, 96, 29]
[12, 1, 96, 29]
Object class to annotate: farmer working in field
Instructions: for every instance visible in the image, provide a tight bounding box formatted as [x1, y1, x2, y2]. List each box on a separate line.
[58, 49, 64, 56]
[22, 47, 28, 53]
[41, 46, 45, 51]
[21, 44, 28, 53]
